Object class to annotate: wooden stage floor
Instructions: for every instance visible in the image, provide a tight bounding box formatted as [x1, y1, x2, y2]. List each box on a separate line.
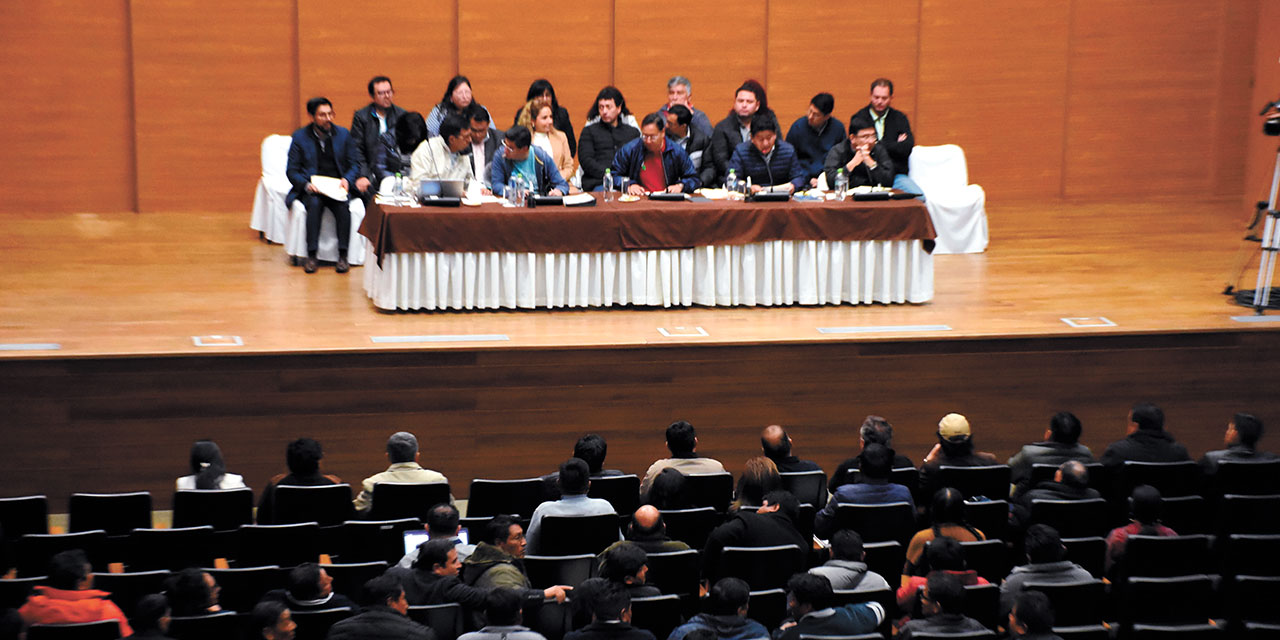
[0, 198, 1275, 358]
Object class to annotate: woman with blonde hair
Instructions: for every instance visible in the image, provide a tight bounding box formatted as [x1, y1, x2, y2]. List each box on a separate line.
[517, 99, 577, 187]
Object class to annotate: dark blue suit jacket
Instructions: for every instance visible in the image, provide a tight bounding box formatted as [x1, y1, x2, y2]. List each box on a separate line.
[286, 124, 359, 207]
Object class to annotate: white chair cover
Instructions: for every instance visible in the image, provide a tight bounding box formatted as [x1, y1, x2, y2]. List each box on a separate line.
[908, 144, 988, 254]
[285, 197, 367, 265]
[249, 134, 293, 243]
[362, 239, 932, 311]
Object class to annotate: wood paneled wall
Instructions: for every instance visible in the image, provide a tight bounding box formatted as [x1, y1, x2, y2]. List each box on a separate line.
[1, 0, 1273, 214]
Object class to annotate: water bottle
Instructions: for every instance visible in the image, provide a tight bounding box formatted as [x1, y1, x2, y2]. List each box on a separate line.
[725, 169, 738, 198]
[603, 169, 614, 202]
[834, 168, 848, 202]
[392, 172, 404, 202]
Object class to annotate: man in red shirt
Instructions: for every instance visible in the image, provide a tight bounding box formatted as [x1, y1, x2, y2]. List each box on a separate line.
[19, 549, 133, 636]
[610, 113, 700, 196]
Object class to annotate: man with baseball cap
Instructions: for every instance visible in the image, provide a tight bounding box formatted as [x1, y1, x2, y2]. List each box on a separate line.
[918, 413, 1000, 499]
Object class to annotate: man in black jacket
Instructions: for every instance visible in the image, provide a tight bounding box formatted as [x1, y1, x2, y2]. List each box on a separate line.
[1099, 402, 1191, 469]
[849, 78, 923, 197]
[260, 562, 356, 613]
[563, 579, 656, 640]
[326, 575, 434, 640]
[387, 538, 489, 610]
[708, 81, 766, 187]
[578, 87, 640, 191]
[350, 76, 408, 198]
[702, 490, 807, 583]
[666, 105, 714, 188]
[823, 117, 895, 190]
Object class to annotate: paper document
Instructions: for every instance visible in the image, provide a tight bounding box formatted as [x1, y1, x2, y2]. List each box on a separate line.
[310, 176, 348, 200]
[562, 193, 596, 206]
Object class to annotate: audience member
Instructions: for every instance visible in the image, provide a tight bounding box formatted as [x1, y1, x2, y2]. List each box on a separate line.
[1105, 484, 1177, 577]
[350, 75, 408, 196]
[730, 456, 781, 512]
[609, 112, 700, 195]
[897, 572, 989, 639]
[563, 579, 655, 640]
[775, 573, 882, 640]
[786, 93, 846, 187]
[261, 562, 355, 613]
[600, 505, 691, 555]
[165, 568, 221, 616]
[726, 114, 806, 193]
[514, 79, 577, 157]
[388, 538, 489, 610]
[760, 425, 821, 473]
[18, 550, 132, 635]
[526, 458, 618, 554]
[399, 502, 477, 569]
[848, 78, 922, 196]
[579, 87, 640, 191]
[427, 75, 490, 138]
[598, 542, 661, 598]
[410, 113, 477, 187]
[897, 537, 989, 616]
[918, 413, 1000, 500]
[286, 97, 358, 274]
[1013, 460, 1101, 521]
[257, 437, 341, 524]
[491, 126, 569, 198]
[905, 489, 986, 576]
[643, 468, 689, 510]
[1200, 412, 1276, 475]
[326, 575, 432, 640]
[176, 439, 246, 490]
[1008, 591, 1061, 640]
[998, 524, 1092, 617]
[667, 577, 767, 640]
[462, 516, 572, 603]
[250, 600, 296, 640]
[658, 76, 714, 139]
[639, 421, 726, 495]
[354, 431, 449, 514]
[703, 490, 806, 583]
[1008, 412, 1096, 496]
[131, 593, 176, 640]
[709, 80, 772, 185]
[575, 434, 624, 478]
[517, 100, 576, 185]
[1099, 402, 1191, 468]
[665, 105, 714, 187]
[830, 415, 915, 491]
[466, 105, 501, 191]
[396, 112, 430, 178]
[823, 116, 894, 190]
[816, 443, 915, 538]
[809, 530, 892, 593]
[457, 588, 548, 640]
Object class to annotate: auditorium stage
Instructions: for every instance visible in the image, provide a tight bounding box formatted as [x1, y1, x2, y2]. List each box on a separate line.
[3, 198, 1279, 509]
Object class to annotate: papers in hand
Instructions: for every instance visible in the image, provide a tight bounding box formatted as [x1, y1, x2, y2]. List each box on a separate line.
[310, 176, 348, 200]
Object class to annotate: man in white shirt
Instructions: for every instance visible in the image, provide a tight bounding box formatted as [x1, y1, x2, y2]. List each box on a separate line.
[410, 113, 475, 190]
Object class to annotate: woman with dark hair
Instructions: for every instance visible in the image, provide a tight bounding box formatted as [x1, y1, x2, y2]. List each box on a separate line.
[578, 86, 640, 191]
[903, 487, 986, 575]
[166, 568, 222, 617]
[517, 100, 576, 186]
[730, 456, 781, 512]
[394, 111, 429, 181]
[177, 440, 245, 491]
[643, 468, 688, 510]
[513, 79, 576, 157]
[426, 75, 491, 137]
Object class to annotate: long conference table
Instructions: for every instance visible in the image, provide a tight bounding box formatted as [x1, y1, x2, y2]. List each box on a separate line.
[359, 194, 936, 311]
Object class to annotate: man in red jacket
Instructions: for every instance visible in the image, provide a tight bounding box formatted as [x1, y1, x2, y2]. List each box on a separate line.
[19, 549, 132, 636]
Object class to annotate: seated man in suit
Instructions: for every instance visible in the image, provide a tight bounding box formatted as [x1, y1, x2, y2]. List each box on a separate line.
[490, 126, 569, 198]
[261, 562, 356, 613]
[665, 105, 714, 187]
[350, 75, 407, 199]
[727, 114, 806, 194]
[786, 92, 846, 188]
[1100, 402, 1191, 472]
[658, 76, 714, 139]
[823, 116, 895, 191]
[600, 505, 692, 556]
[465, 104, 501, 193]
[610, 113, 700, 196]
[286, 96, 360, 274]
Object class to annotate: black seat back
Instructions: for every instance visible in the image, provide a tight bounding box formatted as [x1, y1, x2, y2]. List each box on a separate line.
[657, 507, 724, 549]
[630, 595, 683, 640]
[127, 526, 215, 571]
[720, 544, 805, 590]
[684, 473, 734, 512]
[172, 489, 254, 531]
[1029, 498, 1110, 538]
[523, 554, 595, 589]
[832, 502, 916, 546]
[588, 475, 640, 516]
[645, 549, 700, 597]
[1024, 579, 1105, 627]
[407, 603, 464, 640]
[26, 620, 122, 640]
[69, 492, 151, 536]
[273, 484, 354, 527]
[780, 471, 828, 509]
[370, 482, 451, 521]
[467, 478, 554, 519]
[324, 561, 389, 600]
[339, 518, 421, 564]
[938, 465, 1010, 501]
[537, 513, 619, 555]
[236, 523, 320, 568]
[204, 565, 287, 613]
[16, 530, 108, 576]
[291, 607, 353, 640]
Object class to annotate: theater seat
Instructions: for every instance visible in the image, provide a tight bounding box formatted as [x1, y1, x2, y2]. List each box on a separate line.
[250, 134, 293, 244]
[907, 144, 988, 254]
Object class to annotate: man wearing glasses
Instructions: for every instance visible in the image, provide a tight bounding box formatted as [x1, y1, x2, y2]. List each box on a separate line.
[609, 113, 700, 196]
[465, 104, 501, 193]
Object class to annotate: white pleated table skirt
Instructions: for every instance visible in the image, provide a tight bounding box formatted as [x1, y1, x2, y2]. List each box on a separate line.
[362, 238, 933, 311]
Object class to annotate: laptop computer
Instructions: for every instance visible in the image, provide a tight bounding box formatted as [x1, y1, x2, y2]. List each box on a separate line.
[403, 529, 470, 555]
[418, 179, 466, 199]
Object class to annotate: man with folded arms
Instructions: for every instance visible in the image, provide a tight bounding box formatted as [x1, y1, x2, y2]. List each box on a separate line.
[823, 117, 894, 191]
[286, 97, 359, 274]
[850, 78, 923, 197]
[727, 114, 806, 194]
[610, 113, 699, 196]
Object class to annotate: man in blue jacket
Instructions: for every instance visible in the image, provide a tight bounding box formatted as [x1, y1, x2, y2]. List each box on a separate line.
[727, 114, 806, 194]
[610, 113, 700, 196]
[490, 126, 569, 198]
[286, 97, 360, 274]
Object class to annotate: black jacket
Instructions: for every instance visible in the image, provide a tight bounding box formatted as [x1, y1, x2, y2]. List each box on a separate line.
[260, 588, 356, 612]
[702, 510, 806, 582]
[385, 567, 489, 609]
[565, 621, 656, 640]
[669, 126, 715, 188]
[325, 606, 435, 640]
[708, 114, 750, 187]
[849, 105, 914, 175]
[1099, 430, 1191, 468]
[578, 121, 640, 190]
[823, 140, 895, 189]
[351, 103, 408, 184]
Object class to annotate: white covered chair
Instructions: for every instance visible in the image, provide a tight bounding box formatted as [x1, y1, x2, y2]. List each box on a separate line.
[249, 134, 293, 244]
[285, 195, 367, 266]
[908, 144, 988, 254]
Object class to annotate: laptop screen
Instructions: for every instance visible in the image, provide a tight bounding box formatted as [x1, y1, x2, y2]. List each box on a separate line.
[403, 529, 470, 556]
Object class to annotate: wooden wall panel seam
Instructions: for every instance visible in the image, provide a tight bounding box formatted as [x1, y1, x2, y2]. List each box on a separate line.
[124, 0, 139, 213]
[1060, 0, 1077, 199]
[291, 0, 301, 130]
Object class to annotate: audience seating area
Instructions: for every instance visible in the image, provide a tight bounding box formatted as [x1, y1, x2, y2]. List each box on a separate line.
[4, 451, 1278, 639]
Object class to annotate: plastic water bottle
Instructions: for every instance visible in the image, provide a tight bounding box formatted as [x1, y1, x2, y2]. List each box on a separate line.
[392, 172, 404, 202]
[725, 169, 738, 198]
[834, 169, 848, 202]
[603, 169, 614, 202]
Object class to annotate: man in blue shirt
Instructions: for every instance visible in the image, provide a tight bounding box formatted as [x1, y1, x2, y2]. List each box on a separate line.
[785, 93, 845, 188]
[727, 114, 806, 194]
[490, 127, 569, 198]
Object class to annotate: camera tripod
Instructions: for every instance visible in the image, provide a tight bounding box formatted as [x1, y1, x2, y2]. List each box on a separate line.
[1226, 144, 1280, 312]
